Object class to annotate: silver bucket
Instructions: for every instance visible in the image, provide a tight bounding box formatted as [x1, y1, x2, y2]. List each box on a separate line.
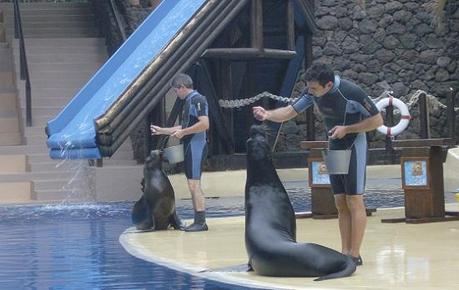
[321, 149, 351, 174]
[162, 144, 184, 164]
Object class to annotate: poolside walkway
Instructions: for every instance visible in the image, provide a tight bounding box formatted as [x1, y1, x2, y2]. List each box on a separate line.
[120, 203, 459, 290]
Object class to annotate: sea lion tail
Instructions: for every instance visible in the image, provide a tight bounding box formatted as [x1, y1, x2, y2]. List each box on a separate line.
[314, 257, 356, 281]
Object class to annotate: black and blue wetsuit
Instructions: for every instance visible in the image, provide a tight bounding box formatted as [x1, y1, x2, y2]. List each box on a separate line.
[181, 90, 208, 180]
[292, 75, 380, 194]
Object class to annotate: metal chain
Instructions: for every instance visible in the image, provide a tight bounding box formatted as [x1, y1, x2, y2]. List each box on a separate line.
[219, 91, 298, 108]
[219, 89, 458, 112]
[398, 89, 459, 112]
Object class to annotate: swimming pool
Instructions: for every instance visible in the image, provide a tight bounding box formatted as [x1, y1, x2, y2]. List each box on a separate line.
[0, 179, 436, 289]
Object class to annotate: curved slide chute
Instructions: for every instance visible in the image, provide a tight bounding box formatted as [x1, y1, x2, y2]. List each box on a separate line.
[46, 0, 248, 159]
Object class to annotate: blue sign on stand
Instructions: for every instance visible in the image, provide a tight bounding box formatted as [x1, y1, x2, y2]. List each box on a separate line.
[310, 160, 330, 186]
[403, 159, 429, 188]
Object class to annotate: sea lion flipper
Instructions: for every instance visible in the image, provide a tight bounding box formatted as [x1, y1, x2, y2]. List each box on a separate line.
[247, 262, 254, 272]
[132, 196, 154, 230]
[204, 263, 253, 273]
[314, 257, 356, 281]
[170, 211, 185, 230]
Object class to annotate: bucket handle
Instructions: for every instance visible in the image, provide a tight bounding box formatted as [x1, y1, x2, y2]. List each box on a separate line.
[157, 135, 170, 150]
[157, 134, 181, 151]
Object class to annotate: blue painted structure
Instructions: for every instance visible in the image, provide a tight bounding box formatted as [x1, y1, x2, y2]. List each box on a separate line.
[46, 0, 206, 159]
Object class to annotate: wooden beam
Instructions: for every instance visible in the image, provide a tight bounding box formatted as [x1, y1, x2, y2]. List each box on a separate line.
[202, 48, 296, 59]
[287, 0, 295, 50]
[300, 141, 328, 149]
[251, 0, 263, 50]
[392, 138, 455, 148]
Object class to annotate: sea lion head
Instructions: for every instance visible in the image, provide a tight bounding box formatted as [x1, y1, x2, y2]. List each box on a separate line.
[247, 125, 271, 161]
[145, 150, 162, 169]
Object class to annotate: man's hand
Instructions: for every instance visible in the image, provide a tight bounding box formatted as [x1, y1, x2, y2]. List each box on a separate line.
[252, 106, 269, 121]
[328, 125, 348, 139]
[171, 129, 185, 139]
[150, 125, 163, 135]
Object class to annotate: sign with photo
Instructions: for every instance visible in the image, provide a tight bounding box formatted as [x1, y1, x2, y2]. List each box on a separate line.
[311, 160, 330, 185]
[403, 159, 428, 187]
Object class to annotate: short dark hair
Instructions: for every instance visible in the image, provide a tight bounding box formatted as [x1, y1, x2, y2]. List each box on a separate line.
[304, 62, 335, 87]
[171, 73, 193, 89]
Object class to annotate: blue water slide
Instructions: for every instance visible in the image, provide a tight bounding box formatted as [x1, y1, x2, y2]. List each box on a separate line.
[46, 0, 207, 159]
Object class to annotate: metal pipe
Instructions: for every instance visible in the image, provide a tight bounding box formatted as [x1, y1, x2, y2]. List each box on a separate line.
[13, 0, 32, 126]
[108, 0, 127, 41]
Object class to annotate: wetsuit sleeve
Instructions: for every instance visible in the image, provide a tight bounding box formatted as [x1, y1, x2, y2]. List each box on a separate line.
[360, 95, 380, 117]
[192, 95, 208, 117]
[348, 85, 380, 117]
[291, 91, 314, 114]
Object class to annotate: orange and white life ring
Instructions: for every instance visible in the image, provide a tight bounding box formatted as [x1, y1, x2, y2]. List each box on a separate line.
[375, 97, 410, 137]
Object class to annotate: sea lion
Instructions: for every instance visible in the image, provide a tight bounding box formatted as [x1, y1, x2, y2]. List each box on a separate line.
[245, 125, 356, 281]
[131, 150, 184, 231]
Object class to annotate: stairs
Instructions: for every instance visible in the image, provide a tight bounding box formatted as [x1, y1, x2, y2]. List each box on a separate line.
[0, 2, 136, 203]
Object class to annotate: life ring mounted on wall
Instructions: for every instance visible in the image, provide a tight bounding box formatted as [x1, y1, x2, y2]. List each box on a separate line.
[375, 96, 411, 137]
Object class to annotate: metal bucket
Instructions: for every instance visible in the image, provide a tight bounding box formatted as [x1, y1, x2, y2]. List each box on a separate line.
[162, 144, 184, 164]
[321, 149, 351, 175]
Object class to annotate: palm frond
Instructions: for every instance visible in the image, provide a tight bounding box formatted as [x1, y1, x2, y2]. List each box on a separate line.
[356, 0, 365, 9]
[423, 0, 448, 26]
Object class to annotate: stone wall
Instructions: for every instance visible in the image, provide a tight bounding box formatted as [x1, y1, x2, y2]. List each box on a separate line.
[276, 0, 458, 151]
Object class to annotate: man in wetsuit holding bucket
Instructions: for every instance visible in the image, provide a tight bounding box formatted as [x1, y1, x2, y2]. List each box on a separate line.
[151, 73, 209, 232]
[252, 62, 383, 265]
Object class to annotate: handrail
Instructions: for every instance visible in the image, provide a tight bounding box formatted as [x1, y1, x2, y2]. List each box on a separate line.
[108, 0, 127, 41]
[13, 0, 32, 126]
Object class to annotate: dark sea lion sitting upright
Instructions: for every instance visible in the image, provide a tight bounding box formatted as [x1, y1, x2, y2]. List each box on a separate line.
[245, 125, 356, 281]
[131, 150, 184, 231]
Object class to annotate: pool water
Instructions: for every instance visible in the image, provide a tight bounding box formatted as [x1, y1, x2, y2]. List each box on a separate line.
[1, 178, 445, 289]
[0, 202, 251, 290]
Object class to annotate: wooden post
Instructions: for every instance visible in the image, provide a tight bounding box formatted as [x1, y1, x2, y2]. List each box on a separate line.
[286, 0, 295, 51]
[419, 92, 430, 139]
[447, 87, 455, 140]
[250, 0, 263, 51]
[219, 59, 234, 153]
[301, 141, 336, 218]
[384, 103, 394, 151]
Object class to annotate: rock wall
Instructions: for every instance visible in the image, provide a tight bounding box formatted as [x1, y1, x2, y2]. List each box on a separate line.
[276, 0, 458, 151]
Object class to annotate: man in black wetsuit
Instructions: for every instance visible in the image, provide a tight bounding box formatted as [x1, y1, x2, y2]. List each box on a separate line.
[252, 62, 383, 265]
[151, 73, 209, 232]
